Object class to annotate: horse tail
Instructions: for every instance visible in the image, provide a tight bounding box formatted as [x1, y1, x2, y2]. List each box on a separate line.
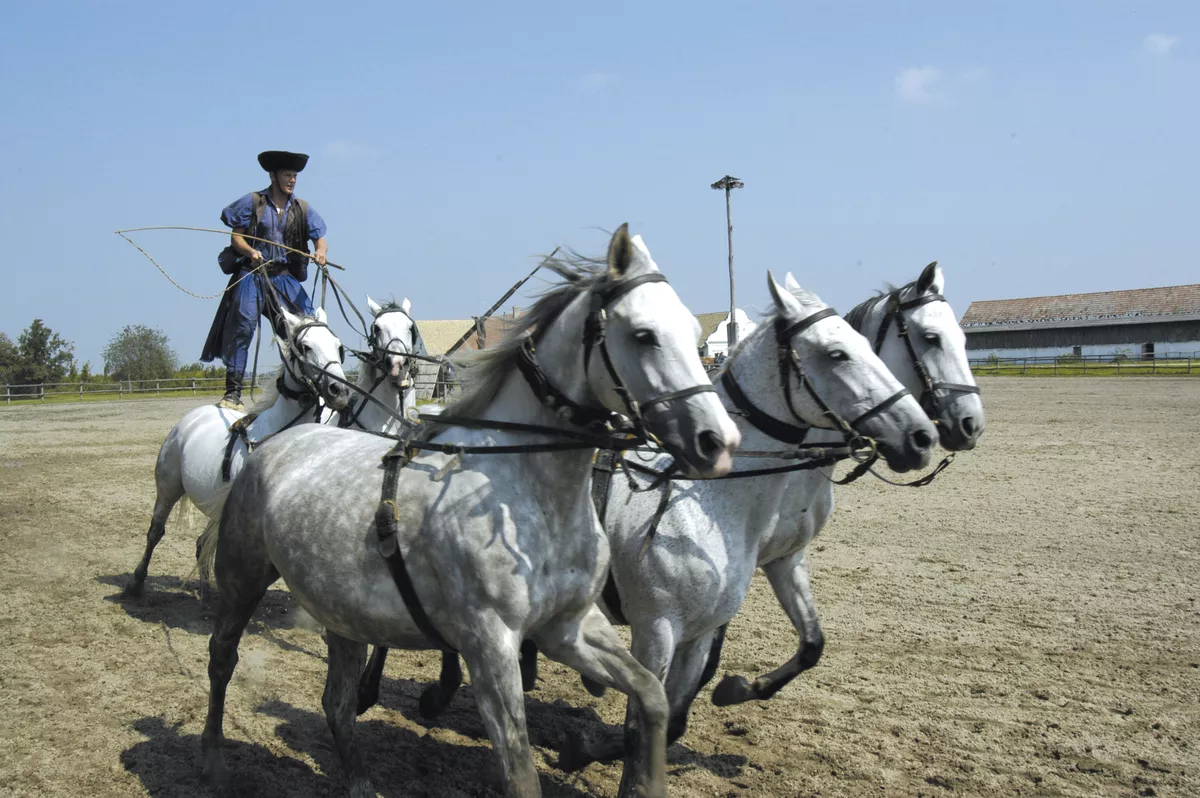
[189, 514, 222, 589]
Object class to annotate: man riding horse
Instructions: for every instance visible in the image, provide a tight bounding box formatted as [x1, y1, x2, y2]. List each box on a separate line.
[200, 150, 329, 411]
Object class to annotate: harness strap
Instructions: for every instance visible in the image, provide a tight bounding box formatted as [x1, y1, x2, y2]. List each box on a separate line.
[590, 449, 629, 625]
[848, 388, 912, 428]
[375, 443, 456, 652]
[516, 336, 619, 430]
[221, 413, 259, 482]
[721, 370, 810, 445]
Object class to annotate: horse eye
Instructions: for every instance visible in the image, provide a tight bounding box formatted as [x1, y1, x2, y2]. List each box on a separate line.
[633, 329, 658, 347]
[338, 346, 346, 363]
[924, 333, 941, 346]
[829, 350, 849, 362]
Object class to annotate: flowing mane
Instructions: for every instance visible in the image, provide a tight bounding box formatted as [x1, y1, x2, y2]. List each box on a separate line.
[843, 278, 921, 332]
[712, 284, 828, 379]
[427, 252, 609, 430]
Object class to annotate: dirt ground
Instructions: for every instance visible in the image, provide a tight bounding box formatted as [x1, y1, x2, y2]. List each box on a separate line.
[2, 377, 1198, 797]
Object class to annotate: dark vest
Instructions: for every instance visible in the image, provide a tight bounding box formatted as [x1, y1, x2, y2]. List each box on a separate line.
[250, 192, 311, 282]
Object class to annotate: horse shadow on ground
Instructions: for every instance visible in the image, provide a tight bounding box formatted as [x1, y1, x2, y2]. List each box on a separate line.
[96, 573, 296, 637]
[121, 704, 595, 797]
[366, 670, 749, 782]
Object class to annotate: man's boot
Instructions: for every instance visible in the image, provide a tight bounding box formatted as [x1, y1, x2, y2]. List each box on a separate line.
[216, 370, 245, 412]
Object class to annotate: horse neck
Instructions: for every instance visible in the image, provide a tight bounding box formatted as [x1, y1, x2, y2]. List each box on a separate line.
[469, 297, 597, 484]
[249, 368, 317, 435]
[347, 362, 407, 434]
[717, 323, 819, 452]
[850, 295, 923, 400]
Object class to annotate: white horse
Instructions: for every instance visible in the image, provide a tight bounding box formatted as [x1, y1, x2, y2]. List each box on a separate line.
[364, 266, 979, 780]
[123, 306, 351, 597]
[199, 225, 741, 798]
[328, 296, 419, 435]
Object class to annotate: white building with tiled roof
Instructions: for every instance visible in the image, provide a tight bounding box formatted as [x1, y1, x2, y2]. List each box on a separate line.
[960, 283, 1200, 359]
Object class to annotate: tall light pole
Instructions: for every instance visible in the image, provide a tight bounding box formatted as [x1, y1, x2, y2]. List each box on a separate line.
[711, 175, 744, 349]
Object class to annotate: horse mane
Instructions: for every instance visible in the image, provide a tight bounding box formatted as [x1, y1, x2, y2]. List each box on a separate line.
[711, 284, 829, 378]
[247, 367, 283, 412]
[843, 278, 922, 333]
[421, 251, 608, 438]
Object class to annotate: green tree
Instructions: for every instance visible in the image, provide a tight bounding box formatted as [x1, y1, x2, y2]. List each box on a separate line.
[11, 320, 75, 389]
[0, 332, 18, 385]
[80, 361, 93, 381]
[103, 325, 178, 382]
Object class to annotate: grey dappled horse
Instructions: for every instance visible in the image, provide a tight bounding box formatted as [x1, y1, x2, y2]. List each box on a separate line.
[198, 225, 741, 798]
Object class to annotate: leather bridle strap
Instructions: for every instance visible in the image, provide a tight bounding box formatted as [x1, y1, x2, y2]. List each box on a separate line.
[870, 292, 981, 417]
[721, 369, 810, 445]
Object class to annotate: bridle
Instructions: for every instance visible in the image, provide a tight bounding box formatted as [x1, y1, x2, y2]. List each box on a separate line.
[869, 291, 980, 420]
[513, 271, 716, 442]
[721, 307, 908, 454]
[338, 308, 419, 430]
[277, 320, 343, 411]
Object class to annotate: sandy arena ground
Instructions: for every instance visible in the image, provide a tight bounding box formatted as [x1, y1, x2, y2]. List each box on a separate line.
[1, 377, 1198, 797]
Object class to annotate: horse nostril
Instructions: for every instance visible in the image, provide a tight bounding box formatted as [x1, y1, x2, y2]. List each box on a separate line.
[961, 416, 978, 437]
[330, 382, 346, 396]
[697, 430, 725, 460]
[911, 428, 934, 452]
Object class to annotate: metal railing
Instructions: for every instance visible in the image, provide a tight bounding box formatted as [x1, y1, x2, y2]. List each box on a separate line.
[969, 352, 1198, 376]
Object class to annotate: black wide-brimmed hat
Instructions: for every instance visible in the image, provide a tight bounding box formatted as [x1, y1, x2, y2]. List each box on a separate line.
[257, 150, 309, 172]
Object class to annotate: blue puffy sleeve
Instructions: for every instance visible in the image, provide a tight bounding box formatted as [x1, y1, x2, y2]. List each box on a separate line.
[305, 204, 327, 240]
[220, 193, 255, 229]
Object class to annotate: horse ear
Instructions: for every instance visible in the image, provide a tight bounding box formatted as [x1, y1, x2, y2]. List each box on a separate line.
[607, 223, 633, 277]
[917, 261, 943, 294]
[367, 296, 383, 316]
[315, 306, 328, 324]
[401, 297, 412, 314]
[767, 271, 806, 318]
[783, 272, 802, 292]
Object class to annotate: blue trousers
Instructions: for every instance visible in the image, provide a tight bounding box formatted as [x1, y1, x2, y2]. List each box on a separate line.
[221, 271, 314, 373]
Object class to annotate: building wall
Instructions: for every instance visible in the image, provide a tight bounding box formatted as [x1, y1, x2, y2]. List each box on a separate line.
[967, 340, 1200, 360]
[964, 320, 1200, 357]
[702, 309, 759, 357]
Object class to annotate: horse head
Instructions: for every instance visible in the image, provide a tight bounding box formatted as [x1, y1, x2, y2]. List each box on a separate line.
[276, 306, 352, 412]
[584, 224, 741, 478]
[768, 272, 935, 472]
[366, 296, 418, 391]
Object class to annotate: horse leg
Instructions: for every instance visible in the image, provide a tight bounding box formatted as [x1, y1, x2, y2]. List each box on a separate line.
[200, 565, 276, 792]
[538, 606, 669, 798]
[355, 646, 387, 716]
[123, 442, 185, 597]
[459, 630, 540, 797]
[712, 551, 824, 706]
[418, 650, 463, 720]
[324, 632, 374, 798]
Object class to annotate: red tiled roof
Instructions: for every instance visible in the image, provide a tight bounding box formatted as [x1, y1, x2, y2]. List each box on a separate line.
[960, 284, 1200, 327]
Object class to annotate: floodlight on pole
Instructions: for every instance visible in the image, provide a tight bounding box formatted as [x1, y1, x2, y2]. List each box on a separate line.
[711, 175, 745, 350]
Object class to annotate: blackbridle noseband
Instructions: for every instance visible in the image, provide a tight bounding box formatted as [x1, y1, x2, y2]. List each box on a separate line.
[870, 292, 980, 420]
[517, 271, 716, 441]
[722, 307, 908, 453]
[278, 320, 343, 405]
[366, 309, 420, 381]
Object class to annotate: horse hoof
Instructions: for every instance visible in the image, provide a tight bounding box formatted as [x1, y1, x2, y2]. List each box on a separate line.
[711, 674, 753, 707]
[581, 675, 608, 698]
[418, 684, 450, 720]
[121, 580, 144, 599]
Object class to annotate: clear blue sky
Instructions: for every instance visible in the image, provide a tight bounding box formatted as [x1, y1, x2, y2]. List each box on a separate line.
[1, 1, 1196, 371]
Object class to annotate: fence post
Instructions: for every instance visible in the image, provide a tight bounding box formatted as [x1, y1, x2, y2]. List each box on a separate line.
[79, 383, 83, 400]
[4, 385, 8, 404]
[192, 379, 197, 396]
[1082, 358, 1087, 375]
[155, 379, 160, 395]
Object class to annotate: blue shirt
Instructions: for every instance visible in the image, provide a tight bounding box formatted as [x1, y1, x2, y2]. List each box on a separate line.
[220, 189, 327, 266]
